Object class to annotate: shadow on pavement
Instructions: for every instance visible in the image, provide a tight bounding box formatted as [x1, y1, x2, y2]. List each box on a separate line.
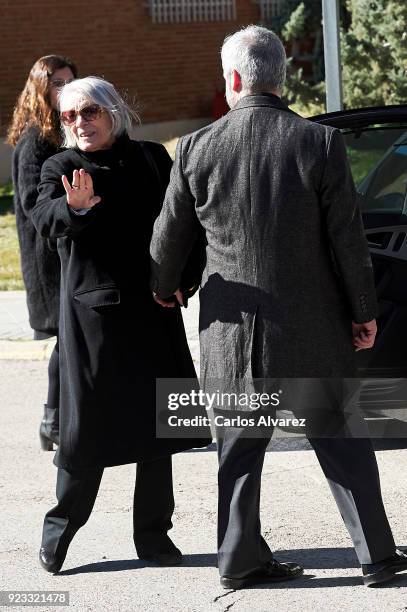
[272, 545, 406, 571]
[59, 553, 218, 575]
[59, 547, 407, 577]
[266, 437, 407, 452]
[243, 573, 407, 589]
[60, 559, 146, 575]
[186, 438, 407, 452]
[276, 547, 360, 569]
[58, 550, 407, 592]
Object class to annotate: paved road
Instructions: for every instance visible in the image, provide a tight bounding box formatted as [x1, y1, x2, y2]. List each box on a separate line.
[1, 293, 407, 611]
[0, 291, 32, 340]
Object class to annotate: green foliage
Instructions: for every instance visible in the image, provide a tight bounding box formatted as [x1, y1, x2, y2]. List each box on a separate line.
[0, 213, 23, 290]
[0, 196, 13, 215]
[276, 0, 406, 112]
[273, 0, 322, 36]
[284, 61, 325, 115]
[0, 180, 13, 197]
[346, 147, 384, 186]
[0, 181, 14, 216]
[341, 0, 407, 107]
[275, 0, 326, 113]
[282, 2, 308, 40]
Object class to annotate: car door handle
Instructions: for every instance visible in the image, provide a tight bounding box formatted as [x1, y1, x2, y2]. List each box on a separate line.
[365, 226, 407, 262]
[367, 232, 392, 249]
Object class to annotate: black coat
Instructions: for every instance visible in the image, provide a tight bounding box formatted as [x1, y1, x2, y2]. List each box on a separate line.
[151, 94, 378, 384]
[12, 127, 60, 335]
[31, 135, 210, 469]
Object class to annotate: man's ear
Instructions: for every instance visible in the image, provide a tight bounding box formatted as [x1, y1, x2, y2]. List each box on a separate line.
[231, 69, 242, 93]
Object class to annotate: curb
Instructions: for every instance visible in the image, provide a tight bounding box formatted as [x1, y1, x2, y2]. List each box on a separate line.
[0, 339, 56, 360]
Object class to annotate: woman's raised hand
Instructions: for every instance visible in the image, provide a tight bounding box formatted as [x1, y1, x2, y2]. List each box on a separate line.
[62, 168, 101, 210]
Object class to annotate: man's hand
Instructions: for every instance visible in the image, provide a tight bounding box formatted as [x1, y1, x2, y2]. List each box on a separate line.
[153, 289, 184, 308]
[62, 168, 101, 210]
[352, 319, 377, 351]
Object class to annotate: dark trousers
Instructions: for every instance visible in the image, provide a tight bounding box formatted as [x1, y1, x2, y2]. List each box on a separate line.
[41, 456, 175, 560]
[46, 337, 60, 409]
[217, 423, 396, 578]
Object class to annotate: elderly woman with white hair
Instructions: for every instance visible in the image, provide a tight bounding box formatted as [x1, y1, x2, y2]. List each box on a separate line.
[31, 76, 210, 573]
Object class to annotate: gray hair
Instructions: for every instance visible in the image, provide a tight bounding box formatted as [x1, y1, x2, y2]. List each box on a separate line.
[221, 25, 286, 94]
[58, 76, 139, 148]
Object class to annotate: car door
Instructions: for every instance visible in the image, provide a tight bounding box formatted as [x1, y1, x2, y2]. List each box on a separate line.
[311, 106, 407, 419]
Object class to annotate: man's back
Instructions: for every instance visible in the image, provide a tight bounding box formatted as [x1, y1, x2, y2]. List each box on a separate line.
[182, 94, 347, 306]
[154, 93, 376, 377]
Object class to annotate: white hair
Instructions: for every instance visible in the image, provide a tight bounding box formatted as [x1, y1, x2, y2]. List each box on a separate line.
[221, 25, 286, 94]
[58, 76, 139, 148]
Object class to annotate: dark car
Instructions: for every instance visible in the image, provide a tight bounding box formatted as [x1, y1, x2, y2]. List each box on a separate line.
[283, 105, 407, 437]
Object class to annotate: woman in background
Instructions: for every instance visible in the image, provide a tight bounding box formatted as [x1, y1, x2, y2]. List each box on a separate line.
[7, 55, 78, 451]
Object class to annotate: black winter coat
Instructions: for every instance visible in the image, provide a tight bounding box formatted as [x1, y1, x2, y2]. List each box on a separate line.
[12, 127, 60, 336]
[31, 134, 210, 469]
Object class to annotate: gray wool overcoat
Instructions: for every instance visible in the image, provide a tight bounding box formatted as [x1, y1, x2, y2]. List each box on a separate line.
[150, 94, 378, 387]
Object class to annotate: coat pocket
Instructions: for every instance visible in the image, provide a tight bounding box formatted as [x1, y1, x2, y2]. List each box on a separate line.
[73, 285, 121, 309]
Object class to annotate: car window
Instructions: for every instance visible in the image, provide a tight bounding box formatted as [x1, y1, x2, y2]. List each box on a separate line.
[342, 125, 407, 214]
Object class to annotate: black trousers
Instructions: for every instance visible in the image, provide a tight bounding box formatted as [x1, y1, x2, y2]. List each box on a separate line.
[46, 337, 60, 409]
[41, 456, 175, 561]
[217, 421, 396, 578]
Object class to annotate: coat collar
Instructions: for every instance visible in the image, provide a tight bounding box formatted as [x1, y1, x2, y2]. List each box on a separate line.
[229, 92, 295, 115]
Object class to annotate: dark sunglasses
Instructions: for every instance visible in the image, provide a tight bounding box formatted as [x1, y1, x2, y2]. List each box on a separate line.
[60, 104, 104, 126]
[50, 78, 75, 89]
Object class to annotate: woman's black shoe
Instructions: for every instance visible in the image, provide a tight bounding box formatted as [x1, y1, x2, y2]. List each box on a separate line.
[139, 550, 183, 566]
[39, 547, 65, 574]
[137, 546, 183, 566]
[39, 405, 59, 451]
[220, 559, 304, 590]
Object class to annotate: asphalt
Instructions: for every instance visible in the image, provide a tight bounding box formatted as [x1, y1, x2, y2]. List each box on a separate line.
[1, 291, 407, 611]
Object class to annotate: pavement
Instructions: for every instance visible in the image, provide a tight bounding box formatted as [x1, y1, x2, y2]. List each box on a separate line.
[0, 291, 56, 360]
[1, 291, 407, 611]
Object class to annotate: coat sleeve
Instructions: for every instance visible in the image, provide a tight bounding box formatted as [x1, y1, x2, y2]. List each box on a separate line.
[150, 137, 202, 298]
[319, 128, 378, 323]
[31, 157, 98, 239]
[15, 137, 46, 218]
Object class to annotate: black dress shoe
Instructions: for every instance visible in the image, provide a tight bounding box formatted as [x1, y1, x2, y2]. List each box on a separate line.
[39, 547, 65, 574]
[138, 546, 183, 566]
[220, 559, 304, 590]
[362, 549, 407, 587]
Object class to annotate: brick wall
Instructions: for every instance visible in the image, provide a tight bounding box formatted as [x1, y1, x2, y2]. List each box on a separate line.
[0, 0, 261, 136]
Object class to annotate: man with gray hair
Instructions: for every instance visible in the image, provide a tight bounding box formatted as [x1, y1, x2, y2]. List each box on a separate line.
[151, 25, 406, 588]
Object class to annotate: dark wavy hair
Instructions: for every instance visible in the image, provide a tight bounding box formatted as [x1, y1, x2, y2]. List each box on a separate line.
[7, 54, 78, 147]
